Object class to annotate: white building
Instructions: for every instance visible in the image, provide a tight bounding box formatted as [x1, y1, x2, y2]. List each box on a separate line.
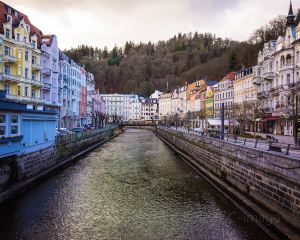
[86, 73, 95, 125]
[159, 92, 172, 119]
[101, 94, 137, 122]
[141, 98, 159, 122]
[130, 95, 142, 121]
[253, 2, 297, 136]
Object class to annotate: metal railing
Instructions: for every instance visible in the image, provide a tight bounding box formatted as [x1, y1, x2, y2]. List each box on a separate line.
[56, 125, 119, 144]
[158, 126, 300, 159]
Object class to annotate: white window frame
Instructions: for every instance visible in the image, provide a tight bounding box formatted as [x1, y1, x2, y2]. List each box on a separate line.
[0, 114, 7, 137]
[10, 114, 20, 137]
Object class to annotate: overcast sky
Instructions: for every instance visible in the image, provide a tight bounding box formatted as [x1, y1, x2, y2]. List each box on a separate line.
[3, 0, 296, 50]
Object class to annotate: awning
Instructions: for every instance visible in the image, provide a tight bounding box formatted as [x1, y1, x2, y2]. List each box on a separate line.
[207, 119, 239, 126]
[207, 119, 221, 126]
[263, 116, 280, 121]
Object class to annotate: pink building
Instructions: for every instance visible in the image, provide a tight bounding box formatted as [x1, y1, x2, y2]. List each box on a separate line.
[94, 90, 106, 128]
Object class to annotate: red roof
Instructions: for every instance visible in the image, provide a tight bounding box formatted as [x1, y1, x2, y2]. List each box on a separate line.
[224, 72, 236, 80]
[0, 1, 43, 47]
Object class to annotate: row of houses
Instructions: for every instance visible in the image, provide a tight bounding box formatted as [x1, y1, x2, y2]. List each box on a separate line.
[158, 2, 300, 139]
[100, 92, 160, 123]
[0, 1, 106, 159]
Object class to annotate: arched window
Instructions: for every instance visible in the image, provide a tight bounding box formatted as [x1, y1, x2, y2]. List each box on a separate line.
[286, 54, 292, 66]
[280, 56, 285, 67]
[296, 51, 300, 63]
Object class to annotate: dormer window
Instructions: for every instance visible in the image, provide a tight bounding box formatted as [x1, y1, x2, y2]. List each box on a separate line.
[7, 8, 11, 15]
[7, 15, 11, 22]
[15, 12, 18, 18]
[26, 25, 30, 33]
[32, 40, 36, 49]
[16, 33, 20, 41]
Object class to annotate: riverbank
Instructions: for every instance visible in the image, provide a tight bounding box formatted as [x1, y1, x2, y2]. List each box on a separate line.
[155, 127, 300, 240]
[0, 129, 273, 240]
[0, 127, 124, 205]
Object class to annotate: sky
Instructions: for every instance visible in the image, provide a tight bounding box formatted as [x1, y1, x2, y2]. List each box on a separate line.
[3, 0, 296, 50]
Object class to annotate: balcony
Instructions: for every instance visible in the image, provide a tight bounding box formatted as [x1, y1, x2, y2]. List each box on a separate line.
[42, 68, 51, 76]
[3, 54, 17, 63]
[32, 63, 41, 71]
[263, 72, 275, 81]
[31, 79, 43, 87]
[257, 91, 267, 99]
[253, 76, 263, 85]
[42, 82, 51, 90]
[263, 107, 273, 114]
[2, 73, 20, 83]
[6, 94, 44, 104]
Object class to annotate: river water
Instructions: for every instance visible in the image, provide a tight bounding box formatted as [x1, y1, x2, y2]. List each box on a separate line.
[0, 129, 272, 240]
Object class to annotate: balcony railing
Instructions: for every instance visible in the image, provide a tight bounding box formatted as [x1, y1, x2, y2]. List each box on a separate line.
[263, 72, 275, 80]
[2, 73, 20, 82]
[6, 94, 44, 104]
[32, 63, 41, 71]
[31, 79, 43, 87]
[253, 76, 263, 85]
[3, 54, 17, 63]
[42, 68, 51, 75]
[42, 82, 51, 90]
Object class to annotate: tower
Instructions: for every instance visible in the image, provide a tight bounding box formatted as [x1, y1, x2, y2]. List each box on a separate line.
[287, 0, 295, 27]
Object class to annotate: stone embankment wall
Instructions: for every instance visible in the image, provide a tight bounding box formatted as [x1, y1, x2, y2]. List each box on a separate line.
[0, 128, 118, 204]
[156, 127, 300, 238]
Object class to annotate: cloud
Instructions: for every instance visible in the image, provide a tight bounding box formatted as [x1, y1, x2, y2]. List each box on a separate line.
[2, 0, 295, 49]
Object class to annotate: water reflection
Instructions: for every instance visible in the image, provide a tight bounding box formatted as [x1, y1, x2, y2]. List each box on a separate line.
[0, 129, 272, 240]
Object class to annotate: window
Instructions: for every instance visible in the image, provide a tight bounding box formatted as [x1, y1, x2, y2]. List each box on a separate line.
[32, 40, 36, 49]
[25, 68, 29, 79]
[297, 51, 300, 63]
[4, 65, 11, 75]
[18, 49, 22, 59]
[32, 72, 36, 80]
[4, 46, 10, 56]
[15, 11, 18, 18]
[25, 87, 28, 97]
[25, 51, 29, 61]
[0, 114, 5, 137]
[32, 89, 36, 98]
[18, 86, 21, 96]
[16, 33, 20, 41]
[4, 84, 10, 94]
[287, 74, 291, 85]
[32, 56, 36, 64]
[11, 115, 19, 136]
[7, 8, 11, 14]
[5, 28, 10, 39]
[18, 65, 21, 76]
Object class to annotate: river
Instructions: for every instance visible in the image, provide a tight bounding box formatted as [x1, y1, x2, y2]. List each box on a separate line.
[0, 129, 272, 240]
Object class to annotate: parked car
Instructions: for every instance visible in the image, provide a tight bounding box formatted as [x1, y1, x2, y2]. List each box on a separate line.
[56, 128, 71, 136]
[72, 127, 85, 133]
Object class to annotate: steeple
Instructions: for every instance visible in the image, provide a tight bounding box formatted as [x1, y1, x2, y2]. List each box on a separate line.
[287, 0, 295, 26]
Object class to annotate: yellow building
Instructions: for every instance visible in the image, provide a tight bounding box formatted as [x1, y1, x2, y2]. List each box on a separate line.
[233, 68, 256, 104]
[159, 92, 172, 119]
[0, 4, 43, 105]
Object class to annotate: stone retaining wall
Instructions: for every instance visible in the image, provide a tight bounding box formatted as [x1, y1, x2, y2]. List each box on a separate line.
[0, 128, 116, 203]
[156, 127, 300, 233]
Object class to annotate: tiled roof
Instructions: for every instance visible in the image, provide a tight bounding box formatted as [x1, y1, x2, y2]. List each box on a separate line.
[0, 1, 43, 47]
[205, 79, 218, 86]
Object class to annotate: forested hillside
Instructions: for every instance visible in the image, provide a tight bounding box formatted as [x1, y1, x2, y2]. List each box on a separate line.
[64, 14, 299, 96]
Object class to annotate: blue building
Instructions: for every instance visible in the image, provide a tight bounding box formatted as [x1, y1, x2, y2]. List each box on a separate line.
[0, 91, 57, 159]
